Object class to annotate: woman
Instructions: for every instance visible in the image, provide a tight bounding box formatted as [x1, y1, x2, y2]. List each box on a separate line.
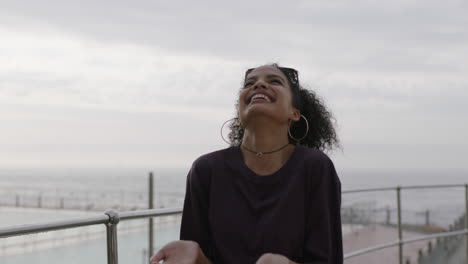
[150, 64, 343, 264]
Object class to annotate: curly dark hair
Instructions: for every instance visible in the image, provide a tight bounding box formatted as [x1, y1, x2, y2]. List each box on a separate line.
[228, 63, 340, 152]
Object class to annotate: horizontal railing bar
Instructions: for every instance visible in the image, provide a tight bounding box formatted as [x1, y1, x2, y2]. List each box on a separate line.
[343, 187, 395, 193]
[400, 184, 465, 190]
[0, 208, 183, 239]
[402, 229, 468, 244]
[342, 183, 466, 194]
[119, 207, 183, 221]
[344, 229, 468, 259]
[344, 240, 400, 258]
[0, 215, 109, 238]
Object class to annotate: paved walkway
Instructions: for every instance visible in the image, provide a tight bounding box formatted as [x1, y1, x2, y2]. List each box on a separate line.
[343, 224, 436, 264]
[447, 235, 466, 264]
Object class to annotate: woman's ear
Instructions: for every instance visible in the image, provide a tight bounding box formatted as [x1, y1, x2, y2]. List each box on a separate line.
[291, 109, 300, 122]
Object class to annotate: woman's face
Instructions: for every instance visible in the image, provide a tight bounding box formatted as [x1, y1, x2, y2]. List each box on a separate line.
[238, 66, 300, 127]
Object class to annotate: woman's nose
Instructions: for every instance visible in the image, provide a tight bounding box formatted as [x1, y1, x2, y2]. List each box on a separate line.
[253, 80, 267, 89]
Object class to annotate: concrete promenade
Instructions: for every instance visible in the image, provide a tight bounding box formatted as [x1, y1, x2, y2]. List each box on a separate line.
[343, 224, 436, 264]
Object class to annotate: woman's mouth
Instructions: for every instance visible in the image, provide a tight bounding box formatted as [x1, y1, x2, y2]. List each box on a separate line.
[248, 92, 273, 104]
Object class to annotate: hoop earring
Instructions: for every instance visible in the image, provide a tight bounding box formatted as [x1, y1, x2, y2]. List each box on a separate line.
[220, 118, 238, 145]
[288, 114, 309, 144]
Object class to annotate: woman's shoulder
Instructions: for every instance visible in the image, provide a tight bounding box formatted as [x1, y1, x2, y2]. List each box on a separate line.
[297, 145, 334, 166]
[191, 146, 236, 171]
[187, 146, 238, 185]
[298, 145, 340, 190]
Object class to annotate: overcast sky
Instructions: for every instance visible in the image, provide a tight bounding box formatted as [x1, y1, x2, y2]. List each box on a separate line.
[0, 0, 467, 171]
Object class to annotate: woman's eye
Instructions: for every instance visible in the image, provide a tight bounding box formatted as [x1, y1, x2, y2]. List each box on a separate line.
[243, 82, 252, 88]
[271, 80, 281, 84]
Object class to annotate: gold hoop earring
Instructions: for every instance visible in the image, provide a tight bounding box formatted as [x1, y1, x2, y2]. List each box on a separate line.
[288, 114, 309, 144]
[220, 118, 239, 145]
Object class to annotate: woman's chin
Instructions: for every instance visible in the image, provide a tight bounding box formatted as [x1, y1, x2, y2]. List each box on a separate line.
[241, 105, 284, 123]
[243, 103, 273, 115]
[246, 101, 275, 110]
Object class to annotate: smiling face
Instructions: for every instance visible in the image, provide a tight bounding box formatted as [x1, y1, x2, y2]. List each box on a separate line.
[238, 65, 300, 128]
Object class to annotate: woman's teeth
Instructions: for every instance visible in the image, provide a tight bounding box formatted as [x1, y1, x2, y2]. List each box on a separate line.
[250, 93, 271, 103]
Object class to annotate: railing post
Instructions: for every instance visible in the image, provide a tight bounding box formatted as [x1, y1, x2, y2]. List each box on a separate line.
[396, 186, 403, 264]
[465, 184, 467, 264]
[105, 209, 120, 264]
[149, 172, 154, 260]
[425, 210, 430, 226]
[386, 206, 390, 225]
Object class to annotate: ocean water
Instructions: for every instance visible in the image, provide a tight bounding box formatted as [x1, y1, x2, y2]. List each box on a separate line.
[0, 167, 466, 226]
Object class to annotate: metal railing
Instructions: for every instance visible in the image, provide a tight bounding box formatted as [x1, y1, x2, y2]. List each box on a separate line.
[0, 207, 182, 264]
[342, 183, 468, 264]
[0, 184, 467, 264]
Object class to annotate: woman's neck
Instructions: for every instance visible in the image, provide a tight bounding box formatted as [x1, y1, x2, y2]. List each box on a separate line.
[241, 127, 289, 152]
[240, 121, 294, 176]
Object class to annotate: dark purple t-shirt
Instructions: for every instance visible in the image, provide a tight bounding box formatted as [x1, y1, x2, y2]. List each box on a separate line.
[180, 145, 343, 264]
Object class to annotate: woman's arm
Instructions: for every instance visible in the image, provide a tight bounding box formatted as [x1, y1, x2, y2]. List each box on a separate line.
[179, 157, 215, 260]
[149, 157, 215, 264]
[302, 156, 343, 264]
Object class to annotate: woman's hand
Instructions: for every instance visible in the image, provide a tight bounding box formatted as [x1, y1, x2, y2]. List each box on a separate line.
[256, 253, 298, 264]
[149, 240, 211, 264]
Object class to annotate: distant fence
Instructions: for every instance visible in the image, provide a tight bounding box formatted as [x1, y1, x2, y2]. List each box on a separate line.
[342, 203, 447, 227]
[0, 188, 183, 211]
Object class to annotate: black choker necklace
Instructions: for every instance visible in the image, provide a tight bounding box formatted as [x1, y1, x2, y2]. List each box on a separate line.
[241, 142, 290, 157]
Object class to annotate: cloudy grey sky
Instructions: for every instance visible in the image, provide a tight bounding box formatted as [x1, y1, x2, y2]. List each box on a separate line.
[0, 0, 467, 170]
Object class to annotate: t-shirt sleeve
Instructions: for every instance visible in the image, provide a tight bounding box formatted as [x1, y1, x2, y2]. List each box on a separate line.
[302, 155, 343, 264]
[179, 158, 215, 261]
